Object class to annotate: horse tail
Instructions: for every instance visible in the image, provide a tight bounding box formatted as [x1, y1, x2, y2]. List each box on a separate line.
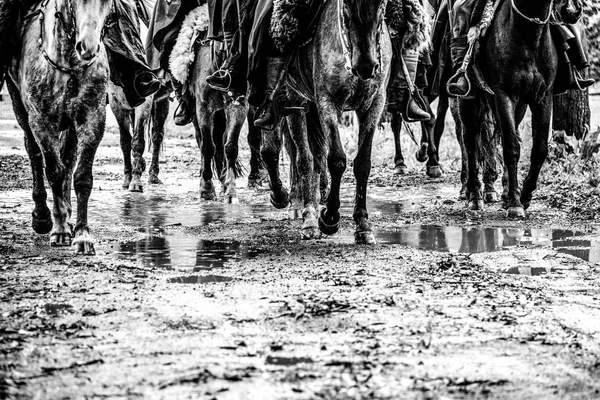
[306, 102, 328, 175]
[473, 93, 497, 170]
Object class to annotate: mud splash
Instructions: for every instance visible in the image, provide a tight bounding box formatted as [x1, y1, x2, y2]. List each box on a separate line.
[167, 275, 234, 284]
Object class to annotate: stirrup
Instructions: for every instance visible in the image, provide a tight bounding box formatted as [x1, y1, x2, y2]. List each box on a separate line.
[207, 69, 232, 92]
[447, 69, 473, 98]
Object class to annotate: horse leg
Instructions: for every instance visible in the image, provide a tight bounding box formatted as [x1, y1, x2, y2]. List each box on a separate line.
[521, 96, 552, 210]
[247, 108, 268, 188]
[222, 102, 247, 204]
[261, 124, 290, 209]
[111, 99, 134, 190]
[282, 121, 302, 218]
[500, 103, 526, 208]
[318, 107, 346, 236]
[458, 98, 484, 210]
[213, 110, 227, 189]
[195, 103, 217, 201]
[494, 94, 523, 218]
[72, 118, 104, 255]
[148, 97, 169, 185]
[425, 95, 444, 178]
[129, 104, 146, 193]
[286, 110, 319, 240]
[60, 128, 78, 236]
[353, 97, 386, 244]
[452, 97, 468, 200]
[7, 81, 52, 234]
[391, 113, 407, 175]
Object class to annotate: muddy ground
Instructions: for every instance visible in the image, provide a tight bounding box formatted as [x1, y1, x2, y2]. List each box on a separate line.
[1, 98, 600, 400]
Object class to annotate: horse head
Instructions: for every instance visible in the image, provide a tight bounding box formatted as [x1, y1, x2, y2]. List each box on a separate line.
[554, 0, 583, 24]
[65, 0, 113, 62]
[341, 0, 389, 81]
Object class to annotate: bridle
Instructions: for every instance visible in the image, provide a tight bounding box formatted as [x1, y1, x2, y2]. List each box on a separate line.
[25, 0, 112, 75]
[511, 0, 554, 25]
[337, 0, 384, 75]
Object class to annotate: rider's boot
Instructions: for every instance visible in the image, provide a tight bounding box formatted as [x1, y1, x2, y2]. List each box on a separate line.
[109, 52, 161, 108]
[172, 80, 193, 126]
[565, 27, 595, 89]
[254, 57, 286, 129]
[447, 36, 471, 97]
[388, 48, 430, 121]
[206, 32, 247, 99]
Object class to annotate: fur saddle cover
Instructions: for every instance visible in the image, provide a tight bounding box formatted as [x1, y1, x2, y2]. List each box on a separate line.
[169, 4, 209, 85]
[270, 0, 431, 54]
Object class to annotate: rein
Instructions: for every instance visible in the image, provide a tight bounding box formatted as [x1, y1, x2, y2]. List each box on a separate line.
[511, 0, 554, 25]
[336, 0, 384, 74]
[26, 0, 110, 75]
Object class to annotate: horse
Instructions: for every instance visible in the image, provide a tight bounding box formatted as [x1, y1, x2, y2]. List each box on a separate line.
[190, 41, 250, 204]
[460, 0, 583, 217]
[6, 0, 113, 255]
[109, 88, 170, 191]
[275, 0, 392, 243]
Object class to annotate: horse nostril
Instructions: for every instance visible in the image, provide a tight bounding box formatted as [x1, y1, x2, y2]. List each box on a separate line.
[351, 67, 359, 78]
[75, 41, 86, 55]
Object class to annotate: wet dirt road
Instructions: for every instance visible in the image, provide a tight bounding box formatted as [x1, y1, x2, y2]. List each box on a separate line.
[1, 116, 600, 399]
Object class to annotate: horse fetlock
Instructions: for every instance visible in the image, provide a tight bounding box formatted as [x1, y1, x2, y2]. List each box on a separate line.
[148, 173, 163, 185]
[468, 199, 484, 211]
[301, 209, 320, 240]
[122, 173, 132, 190]
[32, 207, 53, 235]
[458, 185, 468, 201]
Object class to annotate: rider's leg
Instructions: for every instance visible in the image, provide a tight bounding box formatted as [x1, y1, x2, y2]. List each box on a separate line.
[206, 0, 248, 97]
[254, 56, 286, 128]
[387, 35, 431, 121]
[565, 24, 595, 89]
[105, 0, 160, 107]
[447, 0, 475, 97]
[0, 0, 38, 67]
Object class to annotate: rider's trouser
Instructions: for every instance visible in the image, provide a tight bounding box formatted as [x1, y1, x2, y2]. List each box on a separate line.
[449, 0, 476, 71]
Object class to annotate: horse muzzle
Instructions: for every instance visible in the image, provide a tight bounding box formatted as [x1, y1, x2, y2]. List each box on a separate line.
[351, 62, 380, 81]
[75, 40, 101, 62]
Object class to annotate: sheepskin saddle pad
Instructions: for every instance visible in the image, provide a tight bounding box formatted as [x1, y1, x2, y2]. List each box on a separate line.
[169, 4, 210, 85]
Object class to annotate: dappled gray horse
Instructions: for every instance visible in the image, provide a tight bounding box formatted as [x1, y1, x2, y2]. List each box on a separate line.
[6, 0, 113, 255]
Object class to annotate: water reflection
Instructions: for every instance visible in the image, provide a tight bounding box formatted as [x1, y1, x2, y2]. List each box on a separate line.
[375, 225, 598, 262]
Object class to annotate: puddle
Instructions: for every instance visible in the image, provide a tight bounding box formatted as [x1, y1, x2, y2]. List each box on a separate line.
[504, 267, 554, 276]
[167, 275, 234, 284]
[112, 238, 260, 270]
[44, 303, 74, 317]
[374, 226, 599, 263]
[265, 355, 314, 366]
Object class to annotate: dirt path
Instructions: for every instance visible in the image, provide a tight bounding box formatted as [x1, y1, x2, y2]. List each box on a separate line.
[1, 118, 600, 399]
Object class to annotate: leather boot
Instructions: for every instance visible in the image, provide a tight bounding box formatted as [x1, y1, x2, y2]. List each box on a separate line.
[133, 71, 161, 99]
[388, 49, 430, 121]
[254, 57, 285, 129]
[172, 80, 192, 126]
[447, 36, 470, 97]
[565, 30, 595, 89]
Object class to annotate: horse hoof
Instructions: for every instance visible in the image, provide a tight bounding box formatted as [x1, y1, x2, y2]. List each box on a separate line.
[73, 232, 96, 256]
[469, 199, 484, 211]
[50, 232, 72, 247]
[122, 174, 132, 190]
[458, 187, 468, 201]
[289, 208, 303, 220]
[32, 209, 53, 235]
[506, 206, 525, 219]
[224, 195, 239, 205]
[200, 181, 217, 201]
[426, 165, 443, 179]
[393, 165, 408, 175]
[301, 226, 320, 240]
[270, 190, 290, 209]
[484, 191, 499, 204]
[148, 175, 163, 185]
[355, 230, 376, 245]
[318, 208, 340, 236]
[415, 150, 428, 163]
[128, 182, 143, 193]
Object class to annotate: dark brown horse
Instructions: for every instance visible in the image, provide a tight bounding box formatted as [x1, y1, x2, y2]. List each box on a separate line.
[279, 0, 392, 243]
[460, 0, 583, 217]
[7, 0, 113, 255]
